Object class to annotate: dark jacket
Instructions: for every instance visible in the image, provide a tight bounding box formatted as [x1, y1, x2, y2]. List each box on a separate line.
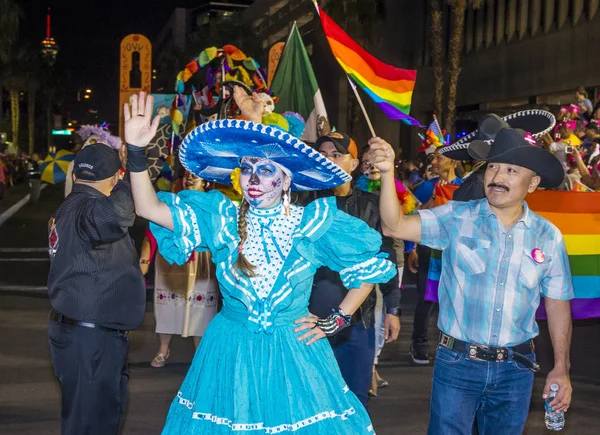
[308, 188, 401, 329]
[47, 181, 146, 330]
[453, 164, 486, 202]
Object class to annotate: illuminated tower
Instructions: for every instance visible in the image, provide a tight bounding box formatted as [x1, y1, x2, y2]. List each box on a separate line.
[41, 7, 59, 65]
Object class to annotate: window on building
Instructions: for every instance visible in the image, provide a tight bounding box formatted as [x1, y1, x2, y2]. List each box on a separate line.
[253, 16, 266, 28]
[196, 13, 210, 27]
[269, 27, 289, 45]
[296, 12, 314, 29]
[290, 0, 302, 11]
[269, 0, 287, 16]
[276, 8, 288, 19]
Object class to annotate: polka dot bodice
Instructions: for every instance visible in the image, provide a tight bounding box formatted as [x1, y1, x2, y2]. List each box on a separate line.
[244, 203, 304, 300]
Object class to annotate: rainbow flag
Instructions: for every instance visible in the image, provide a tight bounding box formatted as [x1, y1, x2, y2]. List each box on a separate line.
[426, 117, 446, 147]
[314, 2, 421, 127]
[418, 117, 445, 153]
[425, 188, 600, 320]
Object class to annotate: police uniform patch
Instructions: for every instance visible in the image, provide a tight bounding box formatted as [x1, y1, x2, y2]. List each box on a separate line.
[48, 217, 59, 258]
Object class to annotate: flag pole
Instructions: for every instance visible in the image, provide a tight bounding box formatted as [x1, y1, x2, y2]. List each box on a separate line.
[313, 0, 376, 137]
[346, 75, 377, 137]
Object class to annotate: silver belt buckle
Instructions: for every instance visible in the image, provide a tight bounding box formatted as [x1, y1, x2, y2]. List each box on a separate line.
[468, 344, 487, 361]
[440, 333, 454, 349]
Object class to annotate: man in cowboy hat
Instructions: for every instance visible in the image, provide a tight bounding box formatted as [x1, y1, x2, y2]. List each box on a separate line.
[370, 128, 573, 434]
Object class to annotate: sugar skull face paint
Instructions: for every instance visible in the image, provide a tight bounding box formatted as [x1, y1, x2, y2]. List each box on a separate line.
[240, 157, 291, 208]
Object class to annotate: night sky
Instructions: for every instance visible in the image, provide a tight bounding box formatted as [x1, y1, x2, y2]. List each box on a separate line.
[21, 0, 177, 127]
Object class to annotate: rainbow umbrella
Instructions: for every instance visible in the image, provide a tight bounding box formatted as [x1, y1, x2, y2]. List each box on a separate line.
[39, 150, 75, 184]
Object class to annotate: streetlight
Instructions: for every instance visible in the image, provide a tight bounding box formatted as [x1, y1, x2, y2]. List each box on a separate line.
[77, 88, 92, 101]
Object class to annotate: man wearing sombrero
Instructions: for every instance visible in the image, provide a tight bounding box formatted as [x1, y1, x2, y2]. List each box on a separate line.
[124, 91, 395, 434]
[371, 126, 574, 434]
[438, 110, 557, 202]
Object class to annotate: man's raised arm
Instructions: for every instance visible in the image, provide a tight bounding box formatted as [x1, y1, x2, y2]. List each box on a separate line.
[368, 137, 422, 243]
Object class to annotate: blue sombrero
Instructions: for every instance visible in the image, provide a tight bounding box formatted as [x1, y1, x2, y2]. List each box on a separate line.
[179, 119, 351, 191]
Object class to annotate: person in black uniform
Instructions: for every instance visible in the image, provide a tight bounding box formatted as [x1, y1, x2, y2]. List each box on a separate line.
[47, 143, 146, 435]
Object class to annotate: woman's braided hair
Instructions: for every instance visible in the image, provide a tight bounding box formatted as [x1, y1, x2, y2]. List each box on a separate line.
[235, 198, 256, 277]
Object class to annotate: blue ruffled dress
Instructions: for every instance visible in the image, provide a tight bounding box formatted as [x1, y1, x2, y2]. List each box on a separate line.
[152, 190, 396, 434]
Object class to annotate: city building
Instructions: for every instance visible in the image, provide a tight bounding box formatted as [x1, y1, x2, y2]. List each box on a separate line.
[153, 1, 255, 92]
[244, 0, 600, 154]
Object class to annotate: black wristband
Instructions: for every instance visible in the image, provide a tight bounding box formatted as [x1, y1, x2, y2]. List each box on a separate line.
[316, 307, 352, 336]
[126, 144, 148, 173]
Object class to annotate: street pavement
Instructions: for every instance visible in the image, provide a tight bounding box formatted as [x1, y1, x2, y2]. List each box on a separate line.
[1, 183, 599, 434]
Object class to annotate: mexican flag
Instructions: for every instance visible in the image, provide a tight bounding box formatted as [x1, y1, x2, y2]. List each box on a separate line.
[271, 22, 328, 143]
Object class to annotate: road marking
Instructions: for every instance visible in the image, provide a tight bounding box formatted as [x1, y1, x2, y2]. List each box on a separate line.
[0, 248, 48, 253]
[0, 258, 49, 262]
[0, 184, 47, 227]
[0, 285, 47, 292]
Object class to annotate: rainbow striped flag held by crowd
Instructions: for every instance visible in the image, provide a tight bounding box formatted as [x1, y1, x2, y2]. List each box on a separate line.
[425, 188, 600, 320]
[421, 117, 445, 147]
[314, 2, 422, 127]
[418, 117, 445, 154]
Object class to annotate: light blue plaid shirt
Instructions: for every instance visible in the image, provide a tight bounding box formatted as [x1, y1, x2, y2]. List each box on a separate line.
[419, 199, 574, 347]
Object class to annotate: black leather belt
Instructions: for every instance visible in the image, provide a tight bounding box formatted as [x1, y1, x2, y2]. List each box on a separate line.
[49, 309, 128, 335]
[439, 332, 539, 372]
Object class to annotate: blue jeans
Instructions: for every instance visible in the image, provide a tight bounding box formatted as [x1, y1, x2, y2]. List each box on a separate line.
[331, 323, 375, 410]
[428, 344, 535, 435]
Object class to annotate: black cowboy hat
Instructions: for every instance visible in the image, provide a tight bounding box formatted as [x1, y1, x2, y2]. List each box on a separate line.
[468, 128, 564, 188]
[439, 110, 556, 160]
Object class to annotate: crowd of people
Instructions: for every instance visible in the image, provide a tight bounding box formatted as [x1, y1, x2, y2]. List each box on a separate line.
[0, 133, 43, 204]
[41, 85, 594, 435]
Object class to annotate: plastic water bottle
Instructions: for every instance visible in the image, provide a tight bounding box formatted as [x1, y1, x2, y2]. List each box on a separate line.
[544, 384, 565, 431]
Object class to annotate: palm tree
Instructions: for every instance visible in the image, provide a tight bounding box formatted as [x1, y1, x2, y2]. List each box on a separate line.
[28, 61, 43, 156]
[444, 0, 467, 134]
[3, 48, 29, 151]
[3, 47, 42, 153]
[445, 1, 482, 134]
[0, 0, 21, 124]
[429, 0, 444, 121]
[429, 1, 482, 134]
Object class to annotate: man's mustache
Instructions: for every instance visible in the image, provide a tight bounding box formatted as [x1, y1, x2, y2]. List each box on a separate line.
[487, 183, 509, 192]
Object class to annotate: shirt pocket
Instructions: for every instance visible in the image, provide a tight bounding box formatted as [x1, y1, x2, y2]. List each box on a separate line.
[520, 249, 550, 289]
[456, 236, 491, 275]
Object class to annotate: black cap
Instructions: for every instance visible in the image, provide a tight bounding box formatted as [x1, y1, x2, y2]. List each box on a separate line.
[315, 132, 358, 158]
[73, 143, 122, 181]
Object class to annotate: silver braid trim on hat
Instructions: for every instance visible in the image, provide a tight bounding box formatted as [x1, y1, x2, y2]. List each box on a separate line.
[503, 109, 556, 138]
[439, 109, 556, 156]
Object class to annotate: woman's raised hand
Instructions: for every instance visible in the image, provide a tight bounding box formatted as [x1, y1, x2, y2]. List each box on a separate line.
[124, 92, 160, 148]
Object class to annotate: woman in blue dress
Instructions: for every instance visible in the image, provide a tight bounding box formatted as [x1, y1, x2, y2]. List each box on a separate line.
[123, 92, 396, 434]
